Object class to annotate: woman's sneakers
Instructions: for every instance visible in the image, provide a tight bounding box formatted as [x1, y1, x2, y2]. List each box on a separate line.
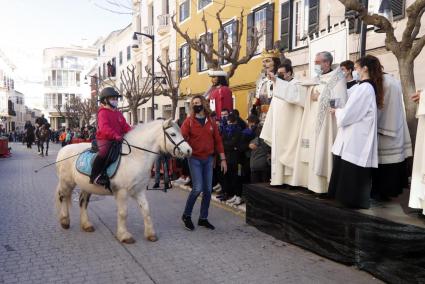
[182, 215, 215, 230]
[198, 219, 215, 230]
[226, 196, 244, 206]
[182, 215, 195, 231]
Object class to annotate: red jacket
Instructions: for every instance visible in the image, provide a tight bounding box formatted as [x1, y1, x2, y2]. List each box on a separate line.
[96, 107, 132, 141]
[209, 86, 233, 119]
[180, 115, 225, 160]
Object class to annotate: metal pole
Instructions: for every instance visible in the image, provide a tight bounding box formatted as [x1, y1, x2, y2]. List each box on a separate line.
[360, 0, 369, 57]
[151, 36, 155, 121]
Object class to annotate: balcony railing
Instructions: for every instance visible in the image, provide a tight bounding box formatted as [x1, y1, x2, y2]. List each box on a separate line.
[143, 25, 154, 36]
[157, 14, 170, 35]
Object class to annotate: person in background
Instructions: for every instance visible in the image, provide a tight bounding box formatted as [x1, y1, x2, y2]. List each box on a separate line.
[340, 60, 358, 90]
[218, 113, 242, 204]
[153, 153, 171, 190]
[328, 55, 382, 209]
[180, 95, 227, 231]
[238, 114, 259, 186]
[232, 109, 247, 130]
[249, 125, 271, 183]
[219, 108, 230, 134]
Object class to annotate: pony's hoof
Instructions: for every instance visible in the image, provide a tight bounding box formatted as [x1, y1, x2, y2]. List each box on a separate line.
[61, 223, 70, 229]
[147, 235, 158, 242]
[82, 225, 95, 232]
[121, 237, 136, 244]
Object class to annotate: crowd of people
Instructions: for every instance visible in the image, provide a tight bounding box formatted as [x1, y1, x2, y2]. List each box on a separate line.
[174, 48, 416, 231]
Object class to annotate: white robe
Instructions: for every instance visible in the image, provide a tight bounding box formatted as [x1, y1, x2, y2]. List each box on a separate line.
[409, 92, 425, 213]
[332, 82, 378, 168]
[377, 74, 412, 164]
[260, 78, 307, 185]
[291, 68, 348, 193]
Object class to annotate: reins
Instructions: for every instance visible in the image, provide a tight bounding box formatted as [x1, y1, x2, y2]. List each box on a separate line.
[34, 123, 187, 173]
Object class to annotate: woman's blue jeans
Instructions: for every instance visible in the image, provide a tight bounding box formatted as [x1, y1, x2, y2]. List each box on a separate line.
[183, 156, 214, 220]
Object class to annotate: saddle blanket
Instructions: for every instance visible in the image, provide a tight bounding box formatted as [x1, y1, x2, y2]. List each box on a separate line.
[76, 151, 120, 178]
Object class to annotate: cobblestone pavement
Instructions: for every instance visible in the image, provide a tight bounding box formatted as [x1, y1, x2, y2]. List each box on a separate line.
[0, 142, 381, 284]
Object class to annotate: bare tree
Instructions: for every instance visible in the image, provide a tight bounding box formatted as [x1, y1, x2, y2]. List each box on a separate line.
[119, 65, 160, 125]
[92, 0, 133, 15]
[171, 1, 261, 79]
[78, 98, 98, 127]
[156, 56, 182, 119]
[338, 0, 425, 143]
[55, 97, 82, 129]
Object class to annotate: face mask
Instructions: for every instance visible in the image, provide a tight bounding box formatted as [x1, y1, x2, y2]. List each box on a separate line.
[352, 71, 360, 81]
[314, 65, 323, 76]
[193, 105, 203, 113]
[109, 99, 118, 108]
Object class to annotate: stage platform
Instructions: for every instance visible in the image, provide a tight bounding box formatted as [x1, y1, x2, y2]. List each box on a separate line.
[244, 183, 425, 283]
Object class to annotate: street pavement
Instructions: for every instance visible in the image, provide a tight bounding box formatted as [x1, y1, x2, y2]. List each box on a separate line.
[0, 142, 381, 284]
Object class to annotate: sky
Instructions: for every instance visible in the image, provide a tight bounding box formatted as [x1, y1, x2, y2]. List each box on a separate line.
[0, 0, 132, 109]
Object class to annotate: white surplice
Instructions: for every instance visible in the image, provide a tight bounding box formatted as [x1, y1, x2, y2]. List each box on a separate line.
[377, 74, 412, 164]
[260, 78, 307, 185]
[291, 68, 347, 193]
[409, 92, 425, 213]
[332, 82, 378, 168]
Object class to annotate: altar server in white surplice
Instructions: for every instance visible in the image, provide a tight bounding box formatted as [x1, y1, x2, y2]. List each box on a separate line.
[372, 73, 412, 201]
[409, 90, 425, 214]
[260, 63, 307, 185]
[291, 51, 347, 193]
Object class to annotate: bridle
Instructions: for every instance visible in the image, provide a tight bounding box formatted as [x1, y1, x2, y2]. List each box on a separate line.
[162, 123, 187, 156]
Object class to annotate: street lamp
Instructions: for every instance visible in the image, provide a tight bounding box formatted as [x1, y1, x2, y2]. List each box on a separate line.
[132, 31, 156, 120]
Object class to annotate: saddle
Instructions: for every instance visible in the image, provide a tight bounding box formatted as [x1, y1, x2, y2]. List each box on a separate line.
[76, 142, 122, 179]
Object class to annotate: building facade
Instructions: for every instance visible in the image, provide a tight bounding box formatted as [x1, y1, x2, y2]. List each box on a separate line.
[175, 0, 425, 119]
[0, 49, 17, 133]
[43, 46, 97, 130]
[133, 0, 187, 122]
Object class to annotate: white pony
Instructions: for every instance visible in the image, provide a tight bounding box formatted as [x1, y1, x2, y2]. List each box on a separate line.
[55, 119, 192, 243]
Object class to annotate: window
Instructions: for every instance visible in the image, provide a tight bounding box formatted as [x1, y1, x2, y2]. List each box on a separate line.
[179, 0, 190, 22]
[179, 44, 190, 77]
[197, 33, 212, 72]
[103, 63, 106, 79]
[279, 0, 313, 51]
[119, 51, 123, 65]
[102, 44, 105, 53]
[391, 0, 405, 20]
[198, 0, 211, 10]
[247, 4, 274, 54]
[219, 21, 237, 65]
[98, 49, 100, 56]
[127, 46, 131, 61]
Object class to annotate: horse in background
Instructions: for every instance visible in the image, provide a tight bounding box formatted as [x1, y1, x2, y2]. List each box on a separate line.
[38, 124, 51, 156]
[24, 122, 35, 149]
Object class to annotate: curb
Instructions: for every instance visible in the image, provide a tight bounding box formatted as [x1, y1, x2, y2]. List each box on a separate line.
[172, 182, 246, 218]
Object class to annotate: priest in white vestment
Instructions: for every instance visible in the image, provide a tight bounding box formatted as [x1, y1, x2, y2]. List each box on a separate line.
[291, 51, 347, 193]
[260, 63, 308, 185]
[409, 90, 425, 213]
[372, 74, 412, 200]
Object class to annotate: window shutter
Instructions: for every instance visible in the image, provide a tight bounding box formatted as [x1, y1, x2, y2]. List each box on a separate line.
[280, 2, 290, 51]
[218, 28, 224, 64]
[391, 0, 405, 20]
[186, 45, 191, 76]
[308, 0, 320, 35]
[265, 3, 275, 50]
[246, 12, 254, 55]
[232, 20, 239, 57]
[178, 47, 183, 77]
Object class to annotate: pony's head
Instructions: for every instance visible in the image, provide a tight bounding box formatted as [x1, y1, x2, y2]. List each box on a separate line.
[160, 119, 192, 158]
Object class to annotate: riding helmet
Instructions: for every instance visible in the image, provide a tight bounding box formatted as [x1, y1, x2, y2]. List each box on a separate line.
[99, 87, 121, 101]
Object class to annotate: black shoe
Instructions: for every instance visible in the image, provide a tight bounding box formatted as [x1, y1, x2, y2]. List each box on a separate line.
[182, 215, 195, 231]
[153, 183, 160, 188]
[198, 219, 215, 230]
[94, 174, 109, 186]
[164, 182, 172, 190]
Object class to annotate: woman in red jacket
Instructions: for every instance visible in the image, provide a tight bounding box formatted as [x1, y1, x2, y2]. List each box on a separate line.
[180, 95, 227, 231]
[90, 87, 131, 186]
